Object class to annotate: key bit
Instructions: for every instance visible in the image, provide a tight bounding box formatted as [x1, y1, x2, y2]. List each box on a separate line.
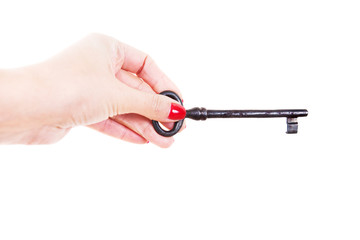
[286, 117, 299, 134]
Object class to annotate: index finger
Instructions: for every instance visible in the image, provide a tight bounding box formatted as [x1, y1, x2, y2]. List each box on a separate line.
[119, 42, 182, 99]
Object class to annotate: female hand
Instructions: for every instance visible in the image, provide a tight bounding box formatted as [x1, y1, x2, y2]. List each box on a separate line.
[0, 33, 186, 147]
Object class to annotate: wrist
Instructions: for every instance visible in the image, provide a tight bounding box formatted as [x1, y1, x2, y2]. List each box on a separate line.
[0, 66, 46, 131]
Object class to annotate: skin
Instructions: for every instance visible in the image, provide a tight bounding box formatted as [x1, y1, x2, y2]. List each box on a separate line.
[0, 33, 185, 148]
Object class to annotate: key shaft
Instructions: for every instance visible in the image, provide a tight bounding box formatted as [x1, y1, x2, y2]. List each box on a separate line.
[186, 107, 308, 134]
[186, 107, 308, 120]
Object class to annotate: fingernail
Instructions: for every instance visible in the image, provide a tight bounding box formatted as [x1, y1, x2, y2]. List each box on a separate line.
[146, 140, 150, 144]
[168, 103, 186, 120]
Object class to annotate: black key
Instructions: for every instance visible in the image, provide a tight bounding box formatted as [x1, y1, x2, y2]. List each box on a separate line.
[152, 91, 308, 137]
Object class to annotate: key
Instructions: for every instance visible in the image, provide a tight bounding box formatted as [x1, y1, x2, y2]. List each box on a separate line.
[152, 91, 308, 137]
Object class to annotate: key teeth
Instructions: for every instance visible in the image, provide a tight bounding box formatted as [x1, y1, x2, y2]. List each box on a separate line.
[286, 117, 298, 134]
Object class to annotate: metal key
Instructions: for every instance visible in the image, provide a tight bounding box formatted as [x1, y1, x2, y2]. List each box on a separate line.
[152, 91, 308, 137]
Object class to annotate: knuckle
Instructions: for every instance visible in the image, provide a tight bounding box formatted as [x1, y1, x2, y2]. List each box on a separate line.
[144, 56, 163, 88]
[145, 55, 154, 67]
[151, 94, 163, 115]
[161, 139, 174, 148]
[143, 123, 155, 138]
[151, 75, 161, 90]
[136, 79, 146, 91]
[99, 120, 110, 133]
[118, 128, 128, 140]
[88, 32, 103, 39]
[112, 43, 125, 73]
[87, 33, 108, 43]
[137, 54, 151, 75]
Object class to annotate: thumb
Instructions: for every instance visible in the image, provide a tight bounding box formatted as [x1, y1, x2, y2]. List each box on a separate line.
[118, 84, 186, 122]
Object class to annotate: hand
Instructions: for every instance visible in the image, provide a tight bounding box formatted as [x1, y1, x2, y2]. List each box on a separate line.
[0, 33, 186, 147]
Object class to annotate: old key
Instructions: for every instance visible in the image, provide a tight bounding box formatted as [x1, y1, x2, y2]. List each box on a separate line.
[152, 91, 308, 137]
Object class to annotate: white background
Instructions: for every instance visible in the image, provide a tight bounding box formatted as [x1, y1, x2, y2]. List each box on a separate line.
[0, 0, 359, 239]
